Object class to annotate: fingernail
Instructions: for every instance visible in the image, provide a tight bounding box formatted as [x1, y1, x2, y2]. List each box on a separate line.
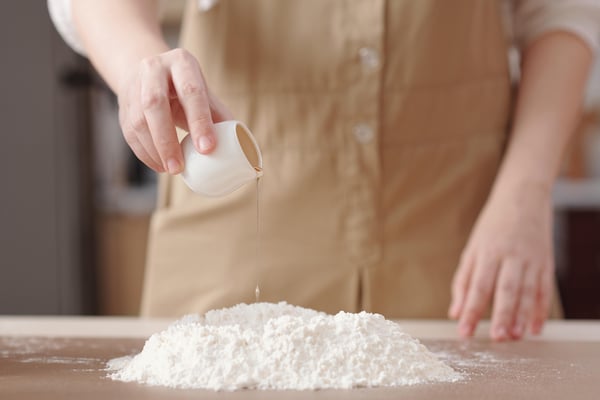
[449, 303, 459, 319]
[459, 323, 472, 337]
[494, 326, 507, 340]
[167, 158, 181, 175]
[448, 302, 456, 316]
[198, 135, 214, 153]
[512, 324, 523, 338]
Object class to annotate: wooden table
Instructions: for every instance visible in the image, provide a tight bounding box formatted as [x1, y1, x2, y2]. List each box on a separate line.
[1, 317, 599, 399]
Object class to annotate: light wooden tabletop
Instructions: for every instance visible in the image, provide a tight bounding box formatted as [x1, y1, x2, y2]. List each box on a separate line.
[1, 317, 599, 399]
[0, 316, 599, 341]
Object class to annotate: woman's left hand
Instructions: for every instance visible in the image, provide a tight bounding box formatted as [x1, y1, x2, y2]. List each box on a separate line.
[448, 183, 554, 341]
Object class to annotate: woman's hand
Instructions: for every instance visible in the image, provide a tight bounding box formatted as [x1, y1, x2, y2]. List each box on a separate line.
[448, 32, 593, 342]
[448, 183, 554, 341]
[117, 48, 233, 174]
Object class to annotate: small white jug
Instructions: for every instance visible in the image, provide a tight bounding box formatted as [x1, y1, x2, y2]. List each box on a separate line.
[181, 120, 263, 197]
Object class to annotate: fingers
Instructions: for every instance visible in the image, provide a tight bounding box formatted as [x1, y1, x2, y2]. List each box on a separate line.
[454, 196, 554, 341]
[118, 48, 228, 174]
[119, 103, 164, 172]
[123, 130, 164, 172]
[458, 254, 500, 337]
[449, 251, 474, 319]
[455, 254, 552, 341]
[532, 263, 553, 335]
[140, 56, 184, 174]
[490, 258, 524, 341]
[169, 49, 216, 154]
[510, 263, 538, 340]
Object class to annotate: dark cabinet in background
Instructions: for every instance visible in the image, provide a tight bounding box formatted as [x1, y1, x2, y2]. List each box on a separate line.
[560, 210, 600, 319]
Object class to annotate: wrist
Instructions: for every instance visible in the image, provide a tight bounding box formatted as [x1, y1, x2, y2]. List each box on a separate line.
[71, 0, 170, 94]
[489, 130, 557, 204]
[488, 174, 553, 212]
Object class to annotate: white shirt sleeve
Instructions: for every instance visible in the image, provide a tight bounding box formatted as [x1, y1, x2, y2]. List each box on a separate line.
[197, 0, 219, 11]
[48, 0, 194, 56]
[47, 0, 86, 56]
[513, 0, 600, 52]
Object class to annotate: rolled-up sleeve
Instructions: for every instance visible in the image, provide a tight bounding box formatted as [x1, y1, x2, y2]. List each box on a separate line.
[47, 0, 86, 55]
[514, 0, 600, 52]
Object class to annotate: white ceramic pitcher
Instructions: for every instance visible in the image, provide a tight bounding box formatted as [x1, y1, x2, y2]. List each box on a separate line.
[181, 120, 263, 197]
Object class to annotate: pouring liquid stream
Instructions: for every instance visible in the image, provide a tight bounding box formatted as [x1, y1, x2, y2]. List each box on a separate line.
[254, 167, 262, 302]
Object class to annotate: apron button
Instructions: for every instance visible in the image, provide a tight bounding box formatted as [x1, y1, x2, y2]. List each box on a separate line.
[353, 123, 374, 144]
[358, 47, 380, 69]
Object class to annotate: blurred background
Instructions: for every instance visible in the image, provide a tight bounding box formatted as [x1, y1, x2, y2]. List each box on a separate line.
[0, 1, 599, 318]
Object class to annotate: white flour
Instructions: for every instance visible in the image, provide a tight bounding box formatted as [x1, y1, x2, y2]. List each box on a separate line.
[107, 302, 461, 391]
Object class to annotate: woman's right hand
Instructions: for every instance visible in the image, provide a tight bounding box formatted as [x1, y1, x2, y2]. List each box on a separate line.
[117, 48, 233, 174]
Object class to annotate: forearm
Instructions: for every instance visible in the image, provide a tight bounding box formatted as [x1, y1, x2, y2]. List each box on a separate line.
[491, 32, 593, 199]
[72, 0, 169, 92]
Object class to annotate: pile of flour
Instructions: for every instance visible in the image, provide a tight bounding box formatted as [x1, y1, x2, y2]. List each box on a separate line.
[107, 302, 461, 391]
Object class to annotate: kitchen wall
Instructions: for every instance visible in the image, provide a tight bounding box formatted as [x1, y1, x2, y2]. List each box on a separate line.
[0, 1, 95, 314]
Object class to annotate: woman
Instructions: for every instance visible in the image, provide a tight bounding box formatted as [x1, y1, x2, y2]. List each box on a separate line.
[50, 0, 599, 341]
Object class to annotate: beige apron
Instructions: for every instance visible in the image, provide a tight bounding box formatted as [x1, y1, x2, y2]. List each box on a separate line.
[141, 0, 557, 318]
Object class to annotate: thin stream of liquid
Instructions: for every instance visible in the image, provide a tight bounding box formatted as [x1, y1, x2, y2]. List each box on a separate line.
[254, 168, 262, 302]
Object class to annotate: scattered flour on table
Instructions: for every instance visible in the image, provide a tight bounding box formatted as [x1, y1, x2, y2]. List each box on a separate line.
[107, 302, 461, 391]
